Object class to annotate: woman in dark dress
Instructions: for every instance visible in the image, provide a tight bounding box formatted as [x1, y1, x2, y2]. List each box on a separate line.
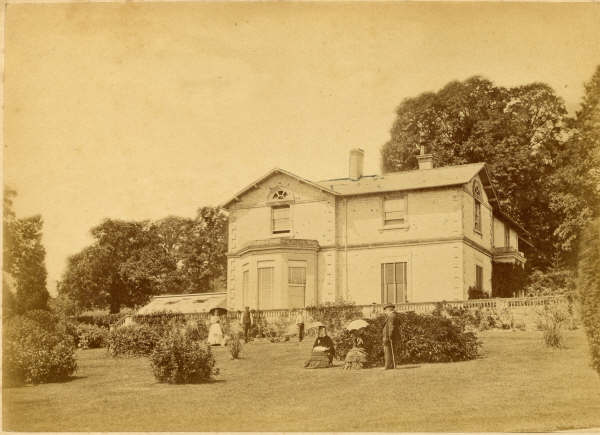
[304, 326, 335, 368]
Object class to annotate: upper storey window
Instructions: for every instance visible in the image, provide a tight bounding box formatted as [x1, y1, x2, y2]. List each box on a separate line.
[473, 181, 482, 234]
[272, 205, 291, 234]
[383, 194, 407, 226]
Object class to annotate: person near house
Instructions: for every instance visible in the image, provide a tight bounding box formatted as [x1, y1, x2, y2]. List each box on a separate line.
[382, 303, 397, 370]
[240, 306, 253, 343]
[207, 313, 224, 346]
[304, 325, 336, 369]
[295, 309, 305, 342]
[344, 331, 367, 369]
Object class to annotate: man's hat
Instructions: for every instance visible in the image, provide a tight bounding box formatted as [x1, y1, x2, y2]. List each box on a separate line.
[383, 303, 395, 310]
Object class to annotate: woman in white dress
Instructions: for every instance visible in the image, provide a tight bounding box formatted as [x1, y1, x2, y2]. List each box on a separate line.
[207, 314, 224, 346]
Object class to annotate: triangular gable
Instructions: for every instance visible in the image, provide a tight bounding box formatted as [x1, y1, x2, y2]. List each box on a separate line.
[221, 168, 338, 209]
[471, 164, 500, 208]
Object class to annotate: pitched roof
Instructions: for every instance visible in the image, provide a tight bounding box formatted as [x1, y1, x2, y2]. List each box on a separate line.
[317, 163, 488, 196]
[136, 292, 228, 315]
[221, 168, 338, 209]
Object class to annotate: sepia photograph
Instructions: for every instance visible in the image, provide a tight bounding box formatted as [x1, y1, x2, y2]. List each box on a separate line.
[2, 1, 600, 432]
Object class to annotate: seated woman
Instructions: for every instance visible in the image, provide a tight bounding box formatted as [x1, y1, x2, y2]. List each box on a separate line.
[304, 326, 335, 368]
[344, 332, 367, 369]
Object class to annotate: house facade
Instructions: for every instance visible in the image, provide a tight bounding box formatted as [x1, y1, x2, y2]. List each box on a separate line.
[222, 149, 530, 311]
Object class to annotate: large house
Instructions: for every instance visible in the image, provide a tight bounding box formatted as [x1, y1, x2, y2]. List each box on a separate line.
[222, 149, 530, 311]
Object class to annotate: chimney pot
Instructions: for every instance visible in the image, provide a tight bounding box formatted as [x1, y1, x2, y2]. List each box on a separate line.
[417, 153, 434, 170]
[349, 148, 364, 180]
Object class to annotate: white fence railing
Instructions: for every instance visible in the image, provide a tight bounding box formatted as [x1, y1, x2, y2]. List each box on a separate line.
[113, 295, 568, 328]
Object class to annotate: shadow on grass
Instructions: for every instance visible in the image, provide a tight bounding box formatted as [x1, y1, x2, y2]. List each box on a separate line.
[2, 375, 88, 389]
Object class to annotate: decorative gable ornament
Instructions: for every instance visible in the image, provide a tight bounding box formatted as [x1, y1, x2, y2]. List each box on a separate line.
[267, 186, 294, 204]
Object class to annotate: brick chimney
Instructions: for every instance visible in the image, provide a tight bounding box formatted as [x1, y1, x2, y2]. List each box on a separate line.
[349, 148, 364, 180]
[416, 145, 433, 170]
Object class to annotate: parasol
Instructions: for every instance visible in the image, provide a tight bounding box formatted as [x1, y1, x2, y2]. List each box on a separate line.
[345, 319, 369, 331]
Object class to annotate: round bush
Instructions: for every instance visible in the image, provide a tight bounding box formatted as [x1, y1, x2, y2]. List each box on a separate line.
[333, 312, 480, 367]
[150, 330, 218, 384]
[76, 323, 109, 349]
[107, 324, 160, 357]
[3, 314, 77, 385]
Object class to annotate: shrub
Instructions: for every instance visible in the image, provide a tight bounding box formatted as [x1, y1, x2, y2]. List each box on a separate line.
[468, 286, 489, 300]
[536, 302, 570, 348]
[150, 330, 218, 384]
[306, 300, 363, 335]
[76, 324, 109, 349]
[578, 218, 600, 375]
[182, 319, 209, 342]
[228, 335, 243, 359]
[107, 324, 160, 357]
[3, 314, 77, 385]
[76, 308, 134, 328]
[525, 267, 576, 296]
[333, 312, 480, 367]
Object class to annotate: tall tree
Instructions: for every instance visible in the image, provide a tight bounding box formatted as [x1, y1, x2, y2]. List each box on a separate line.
[60, 208, 228, 312]
[381, 77, 568, 269]
[3, 187, 50, 313]
[550, 66, 600, 266]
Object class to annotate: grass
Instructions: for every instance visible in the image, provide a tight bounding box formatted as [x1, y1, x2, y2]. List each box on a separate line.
[3, 329, 600, 432]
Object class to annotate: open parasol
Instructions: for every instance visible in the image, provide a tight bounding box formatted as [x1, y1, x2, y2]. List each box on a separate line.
[345, 319, 369, 331]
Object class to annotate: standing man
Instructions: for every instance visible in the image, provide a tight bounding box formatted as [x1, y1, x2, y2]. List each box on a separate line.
[382, 303, 397, 370]
[295, 309, 305, 342]
[241, 306, 253, 343]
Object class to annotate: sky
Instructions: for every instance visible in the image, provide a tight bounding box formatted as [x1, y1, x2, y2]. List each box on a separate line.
[4, 2, 600, 295]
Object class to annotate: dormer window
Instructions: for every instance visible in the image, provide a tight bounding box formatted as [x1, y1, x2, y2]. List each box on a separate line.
[272, 205, 291, 234]
[473, 181, 482, 234]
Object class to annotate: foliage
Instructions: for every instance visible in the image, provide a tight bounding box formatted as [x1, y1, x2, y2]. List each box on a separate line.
[107, 324, 160, 357]
[577, 218, 600, 375]
[59, 208, 228, 313]
[536, 303, 570, 348]
[182, 319, 209, 342]
[525, 267, 576, 296]
[3, 188, 50, 313]
[380, 77, 568, 269]
[3, 312, 77, 385]
[76, 308, 133, 328]
[468, 286, 489, 300]
[150, 329, 218, 384]
[228, 335, 243, 359]
[492, 263, 528, 298]
[49, 294, 81, 318]
[76, 324, 109, 349]
[333, 312, 480, 367]
[549, 66, 600, 266]
[306, 300, 363, 335]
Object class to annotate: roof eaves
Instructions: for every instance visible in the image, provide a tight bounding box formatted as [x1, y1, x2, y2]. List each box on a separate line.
[220, 168, 338, 209]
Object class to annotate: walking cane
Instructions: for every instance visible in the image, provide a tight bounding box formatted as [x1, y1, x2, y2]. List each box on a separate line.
[391, 341, 396, 369]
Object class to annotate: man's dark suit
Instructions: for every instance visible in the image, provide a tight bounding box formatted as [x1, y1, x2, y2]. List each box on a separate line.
[382, 311, 397, 369]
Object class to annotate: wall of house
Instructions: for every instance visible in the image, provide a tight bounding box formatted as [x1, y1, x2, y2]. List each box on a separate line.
[462, 175, 493, 252]
[492, 216, 520, 251]
[329, 241, 464, 305]
[462, 244, 492, 297]
[335, 186, 463, 247]
[227, 173, 336, 252]
[227, 250, 317, 311]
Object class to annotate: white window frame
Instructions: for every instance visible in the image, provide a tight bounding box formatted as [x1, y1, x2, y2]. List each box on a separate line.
[473, 181, 483, 236]
[381, 193, 409, 230]
[271, 204, 291, 235]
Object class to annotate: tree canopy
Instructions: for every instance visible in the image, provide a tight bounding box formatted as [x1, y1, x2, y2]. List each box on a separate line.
[59, 207, 228, 313]
[381, 76, 574, 269]
[3, 187, 50, 314]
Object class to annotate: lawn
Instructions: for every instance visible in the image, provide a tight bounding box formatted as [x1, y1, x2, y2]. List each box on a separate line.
[3, 329, 600, 432]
